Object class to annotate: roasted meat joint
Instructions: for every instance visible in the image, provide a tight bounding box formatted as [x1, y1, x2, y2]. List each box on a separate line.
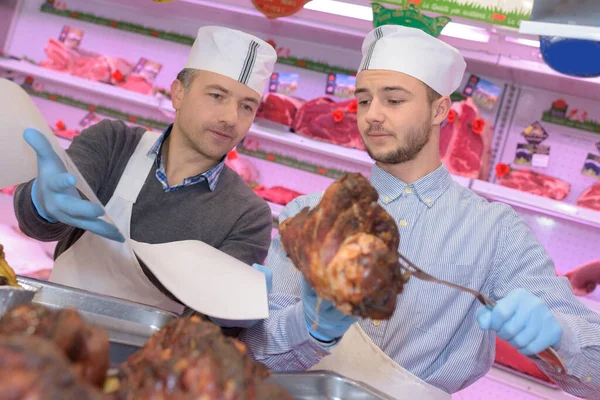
[279, 173, 410, 320]
[0, 299, 292, 399]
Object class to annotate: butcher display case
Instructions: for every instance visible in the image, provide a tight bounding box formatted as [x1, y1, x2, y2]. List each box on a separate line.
[0, 0, 599, 399]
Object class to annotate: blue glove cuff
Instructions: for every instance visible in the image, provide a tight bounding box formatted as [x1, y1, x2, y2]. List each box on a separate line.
[31, 179, 58, 223]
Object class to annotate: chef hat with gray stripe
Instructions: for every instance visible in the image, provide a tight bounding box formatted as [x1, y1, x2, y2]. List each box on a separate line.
[358, 25, 466, 96]
[185, 26, 277, 96]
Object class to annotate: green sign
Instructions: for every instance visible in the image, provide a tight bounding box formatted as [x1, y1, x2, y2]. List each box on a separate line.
[372, 3, 451, 37]
[376, 0, 532, 29]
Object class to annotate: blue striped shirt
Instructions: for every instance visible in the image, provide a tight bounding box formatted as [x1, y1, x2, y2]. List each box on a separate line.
[149, 124, 225, 192]
[239, 164, 600, 398]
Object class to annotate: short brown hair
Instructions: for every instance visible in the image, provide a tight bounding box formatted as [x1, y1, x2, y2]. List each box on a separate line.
[426, 86, 442, 104]
[176, 68, 197, 92]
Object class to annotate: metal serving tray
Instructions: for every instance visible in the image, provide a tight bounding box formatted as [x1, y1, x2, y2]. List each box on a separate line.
[16, 276, 177, 365]
[268, 371, 395, 400]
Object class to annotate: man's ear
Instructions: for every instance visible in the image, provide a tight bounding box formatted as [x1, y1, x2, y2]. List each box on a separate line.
[431, 96, 452, 126]
[171, 79, 185, 111]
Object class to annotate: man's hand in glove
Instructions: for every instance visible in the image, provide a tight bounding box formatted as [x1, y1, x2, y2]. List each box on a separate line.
[476, 288, 562, 355]
[24, 128, 125, 242]
[302, 278, 358, 343]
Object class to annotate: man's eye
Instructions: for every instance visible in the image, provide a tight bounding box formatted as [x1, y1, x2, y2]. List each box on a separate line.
[242, 104, 255, 112]
[388, 100, 405, 105]
[209, 93, 222, 100]
[358, 100, 370, 106]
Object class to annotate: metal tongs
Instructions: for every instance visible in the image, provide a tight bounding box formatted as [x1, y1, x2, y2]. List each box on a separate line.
[398, 253, 567, 376]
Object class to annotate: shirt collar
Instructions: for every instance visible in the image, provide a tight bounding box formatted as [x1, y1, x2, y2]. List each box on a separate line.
[370, 163, 453, 208]
[149, 124, 225, 192]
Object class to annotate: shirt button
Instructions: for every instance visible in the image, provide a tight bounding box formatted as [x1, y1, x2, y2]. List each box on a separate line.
[586, 376, 592, 383]
[425, 198, 432, 204]
[399, 220, 408, 227]
[373, 320, 381, 326]
[404, 187, 412, 194]
[383, 196, 391, 203]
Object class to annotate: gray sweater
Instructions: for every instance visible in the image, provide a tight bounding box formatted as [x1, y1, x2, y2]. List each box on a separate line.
[14, 119, 273, 305]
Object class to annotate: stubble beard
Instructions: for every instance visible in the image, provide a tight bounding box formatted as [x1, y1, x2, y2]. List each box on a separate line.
[364, 116, 433, 165]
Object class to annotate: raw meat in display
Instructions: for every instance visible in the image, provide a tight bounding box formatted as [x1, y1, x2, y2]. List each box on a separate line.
[279, 173, 409, 319]
[107, 316, 292, 399]
[0, 336, 108, 399]
[52, 126, 80, 140]
[256, 92, 305, 126]
[72, 55, 134, 85]
[39, 38, 80, 72]
[254, 185, 304, 205]
[225, 149, 259, 184]
[0, 224, 54, 279]
[0, 185, 16, 195]
[117, 73, 155, 95]
[494, 339, 553, 384]
[292, 97, 365, 151]
[576, 181, 600, 211]
[0, 303, 110, 387]
[440, 97, 493, 179]
[565, 259, 600, 296]
[496, 168, 571, 200]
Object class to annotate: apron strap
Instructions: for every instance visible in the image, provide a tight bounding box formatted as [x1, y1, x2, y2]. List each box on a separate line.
[114, 131, 160, 203]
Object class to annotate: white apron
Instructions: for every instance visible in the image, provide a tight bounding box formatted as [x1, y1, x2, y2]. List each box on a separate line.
[310, 324, 451, 400]
[47, 131, 184, 315]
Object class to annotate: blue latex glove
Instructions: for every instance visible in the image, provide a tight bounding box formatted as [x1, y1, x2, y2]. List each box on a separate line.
[302, 278, 358, 342]
[210, 263, 273, 328]
[24, 129, 124, 242]
[476, 288, 562, 356]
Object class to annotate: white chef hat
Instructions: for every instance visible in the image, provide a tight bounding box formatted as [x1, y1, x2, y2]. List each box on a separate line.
[184, 26, 277, 96]
[358, 25, 466, 96]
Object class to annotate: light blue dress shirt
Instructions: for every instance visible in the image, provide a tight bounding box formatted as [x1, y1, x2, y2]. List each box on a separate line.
[240, 164, 600, 397]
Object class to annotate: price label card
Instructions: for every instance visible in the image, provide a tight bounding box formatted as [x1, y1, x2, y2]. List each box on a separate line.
[133, 58, 163, 82]
[268, 72, 299, 95]
[79, 112, 102, 129]
[59, 26, 84, 49]
[582, 153, 600, 179]
[522, 121, 549, 145]
[325, 74, 356, 98]
[462, 75, 503, 111]
[515, 143, 550, 167]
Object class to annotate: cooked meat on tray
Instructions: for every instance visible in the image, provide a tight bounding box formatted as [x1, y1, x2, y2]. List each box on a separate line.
[279, 173, 410, 320]
[0, 335, 107, 400]
[0, 303, 110, 387]
[0, 244, 19, 287]
[107, 316, 292, 400]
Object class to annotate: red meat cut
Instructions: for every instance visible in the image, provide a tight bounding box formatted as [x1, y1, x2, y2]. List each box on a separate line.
[256, 93, 305, 126]
[565, 259, 600, 296]
[254, 186, 304, 206]
[72, 55, 134, 85]
[496, 169, 571, 200]
[117, 73, 154, 95]
[292, 97, 365, 151]
[39, 38, 80, 73]
[440, 98, 493, 180]
[576, 181, 600, 212]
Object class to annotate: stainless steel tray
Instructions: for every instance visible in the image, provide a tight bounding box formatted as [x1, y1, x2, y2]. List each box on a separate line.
[268, 371, 395, 400]
[16, 276, 177, 365]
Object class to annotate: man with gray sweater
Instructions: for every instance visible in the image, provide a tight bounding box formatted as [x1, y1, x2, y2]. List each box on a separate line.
[13, 26, 277, 330]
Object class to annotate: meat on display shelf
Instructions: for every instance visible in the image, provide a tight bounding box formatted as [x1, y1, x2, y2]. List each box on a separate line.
[471, 180, 600, 230]
[2, 55, 600, 229]
[0, 58, 174, 114]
